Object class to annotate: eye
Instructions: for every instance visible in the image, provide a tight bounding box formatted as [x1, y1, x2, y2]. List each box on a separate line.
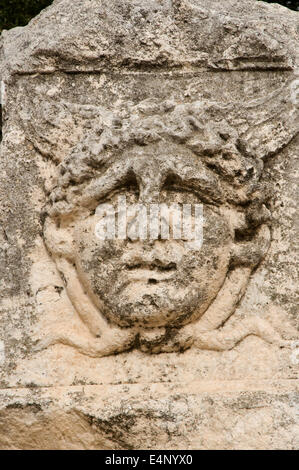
[95, 172, 140, 208]
[161, 174, 203, 205]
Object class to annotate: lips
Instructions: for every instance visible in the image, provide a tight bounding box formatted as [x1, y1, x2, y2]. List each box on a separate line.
[124, 261, 177, 282]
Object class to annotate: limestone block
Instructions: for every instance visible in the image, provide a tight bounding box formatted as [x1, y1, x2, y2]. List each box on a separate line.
[0, 0, 298, 449]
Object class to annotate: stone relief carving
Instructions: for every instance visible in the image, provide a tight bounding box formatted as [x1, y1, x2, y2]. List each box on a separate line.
[17, 75, 297, 358]
[1, 0, 298, 451]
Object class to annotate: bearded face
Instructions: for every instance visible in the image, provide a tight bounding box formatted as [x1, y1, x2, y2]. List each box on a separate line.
[67, 142, 233, 328]
[43, 97, 279, 332]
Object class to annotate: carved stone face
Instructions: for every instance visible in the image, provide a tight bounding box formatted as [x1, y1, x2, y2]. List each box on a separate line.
[69, 141, 233, 328]
[39, 86, 288, 354]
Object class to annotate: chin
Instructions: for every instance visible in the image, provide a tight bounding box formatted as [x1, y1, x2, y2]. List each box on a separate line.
[101, 294, 195, 329]
[90, 278, 210, 328]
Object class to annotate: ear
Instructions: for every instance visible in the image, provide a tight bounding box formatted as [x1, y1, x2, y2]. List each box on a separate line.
[230, 223, 271, 269]
[43, 217, 75, 262]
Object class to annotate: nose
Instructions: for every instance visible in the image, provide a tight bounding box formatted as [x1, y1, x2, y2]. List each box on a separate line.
[132, 160, 164, 204]
[138, 184, 160, 205]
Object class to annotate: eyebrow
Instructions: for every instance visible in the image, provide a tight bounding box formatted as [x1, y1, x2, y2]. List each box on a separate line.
[73, 154, 224, 209]
[78, 159, 133, 208]
[166, 158, 224, 204]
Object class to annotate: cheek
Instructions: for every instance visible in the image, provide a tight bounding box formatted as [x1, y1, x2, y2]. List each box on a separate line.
[180, 245, 230, 290]
[204, 207, 232, 246]
[180, 210, 232, 282]
[73, 218, 96, 264]
[72, 217, 125, 275]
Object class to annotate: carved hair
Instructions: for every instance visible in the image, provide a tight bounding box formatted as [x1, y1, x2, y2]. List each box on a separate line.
[18, 79, 295, 229]
[46, 99, 270, 223]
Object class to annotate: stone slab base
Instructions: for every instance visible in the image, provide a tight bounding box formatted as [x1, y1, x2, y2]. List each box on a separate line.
[0, 380, 298, 450]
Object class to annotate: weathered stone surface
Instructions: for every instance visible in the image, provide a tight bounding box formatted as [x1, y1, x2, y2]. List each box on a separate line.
[0, 0, 298, 77]
[0, 0, 298, 449]
[0, 381, 298, 450]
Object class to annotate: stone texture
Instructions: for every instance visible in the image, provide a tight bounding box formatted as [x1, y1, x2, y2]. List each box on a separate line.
[0, 0, 298, 449]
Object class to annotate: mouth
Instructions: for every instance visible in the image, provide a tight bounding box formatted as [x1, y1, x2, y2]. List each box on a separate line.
[125, 261, 177, 283]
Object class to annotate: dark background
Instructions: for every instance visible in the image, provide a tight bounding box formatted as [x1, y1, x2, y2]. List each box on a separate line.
[0, 0, 298, 32]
